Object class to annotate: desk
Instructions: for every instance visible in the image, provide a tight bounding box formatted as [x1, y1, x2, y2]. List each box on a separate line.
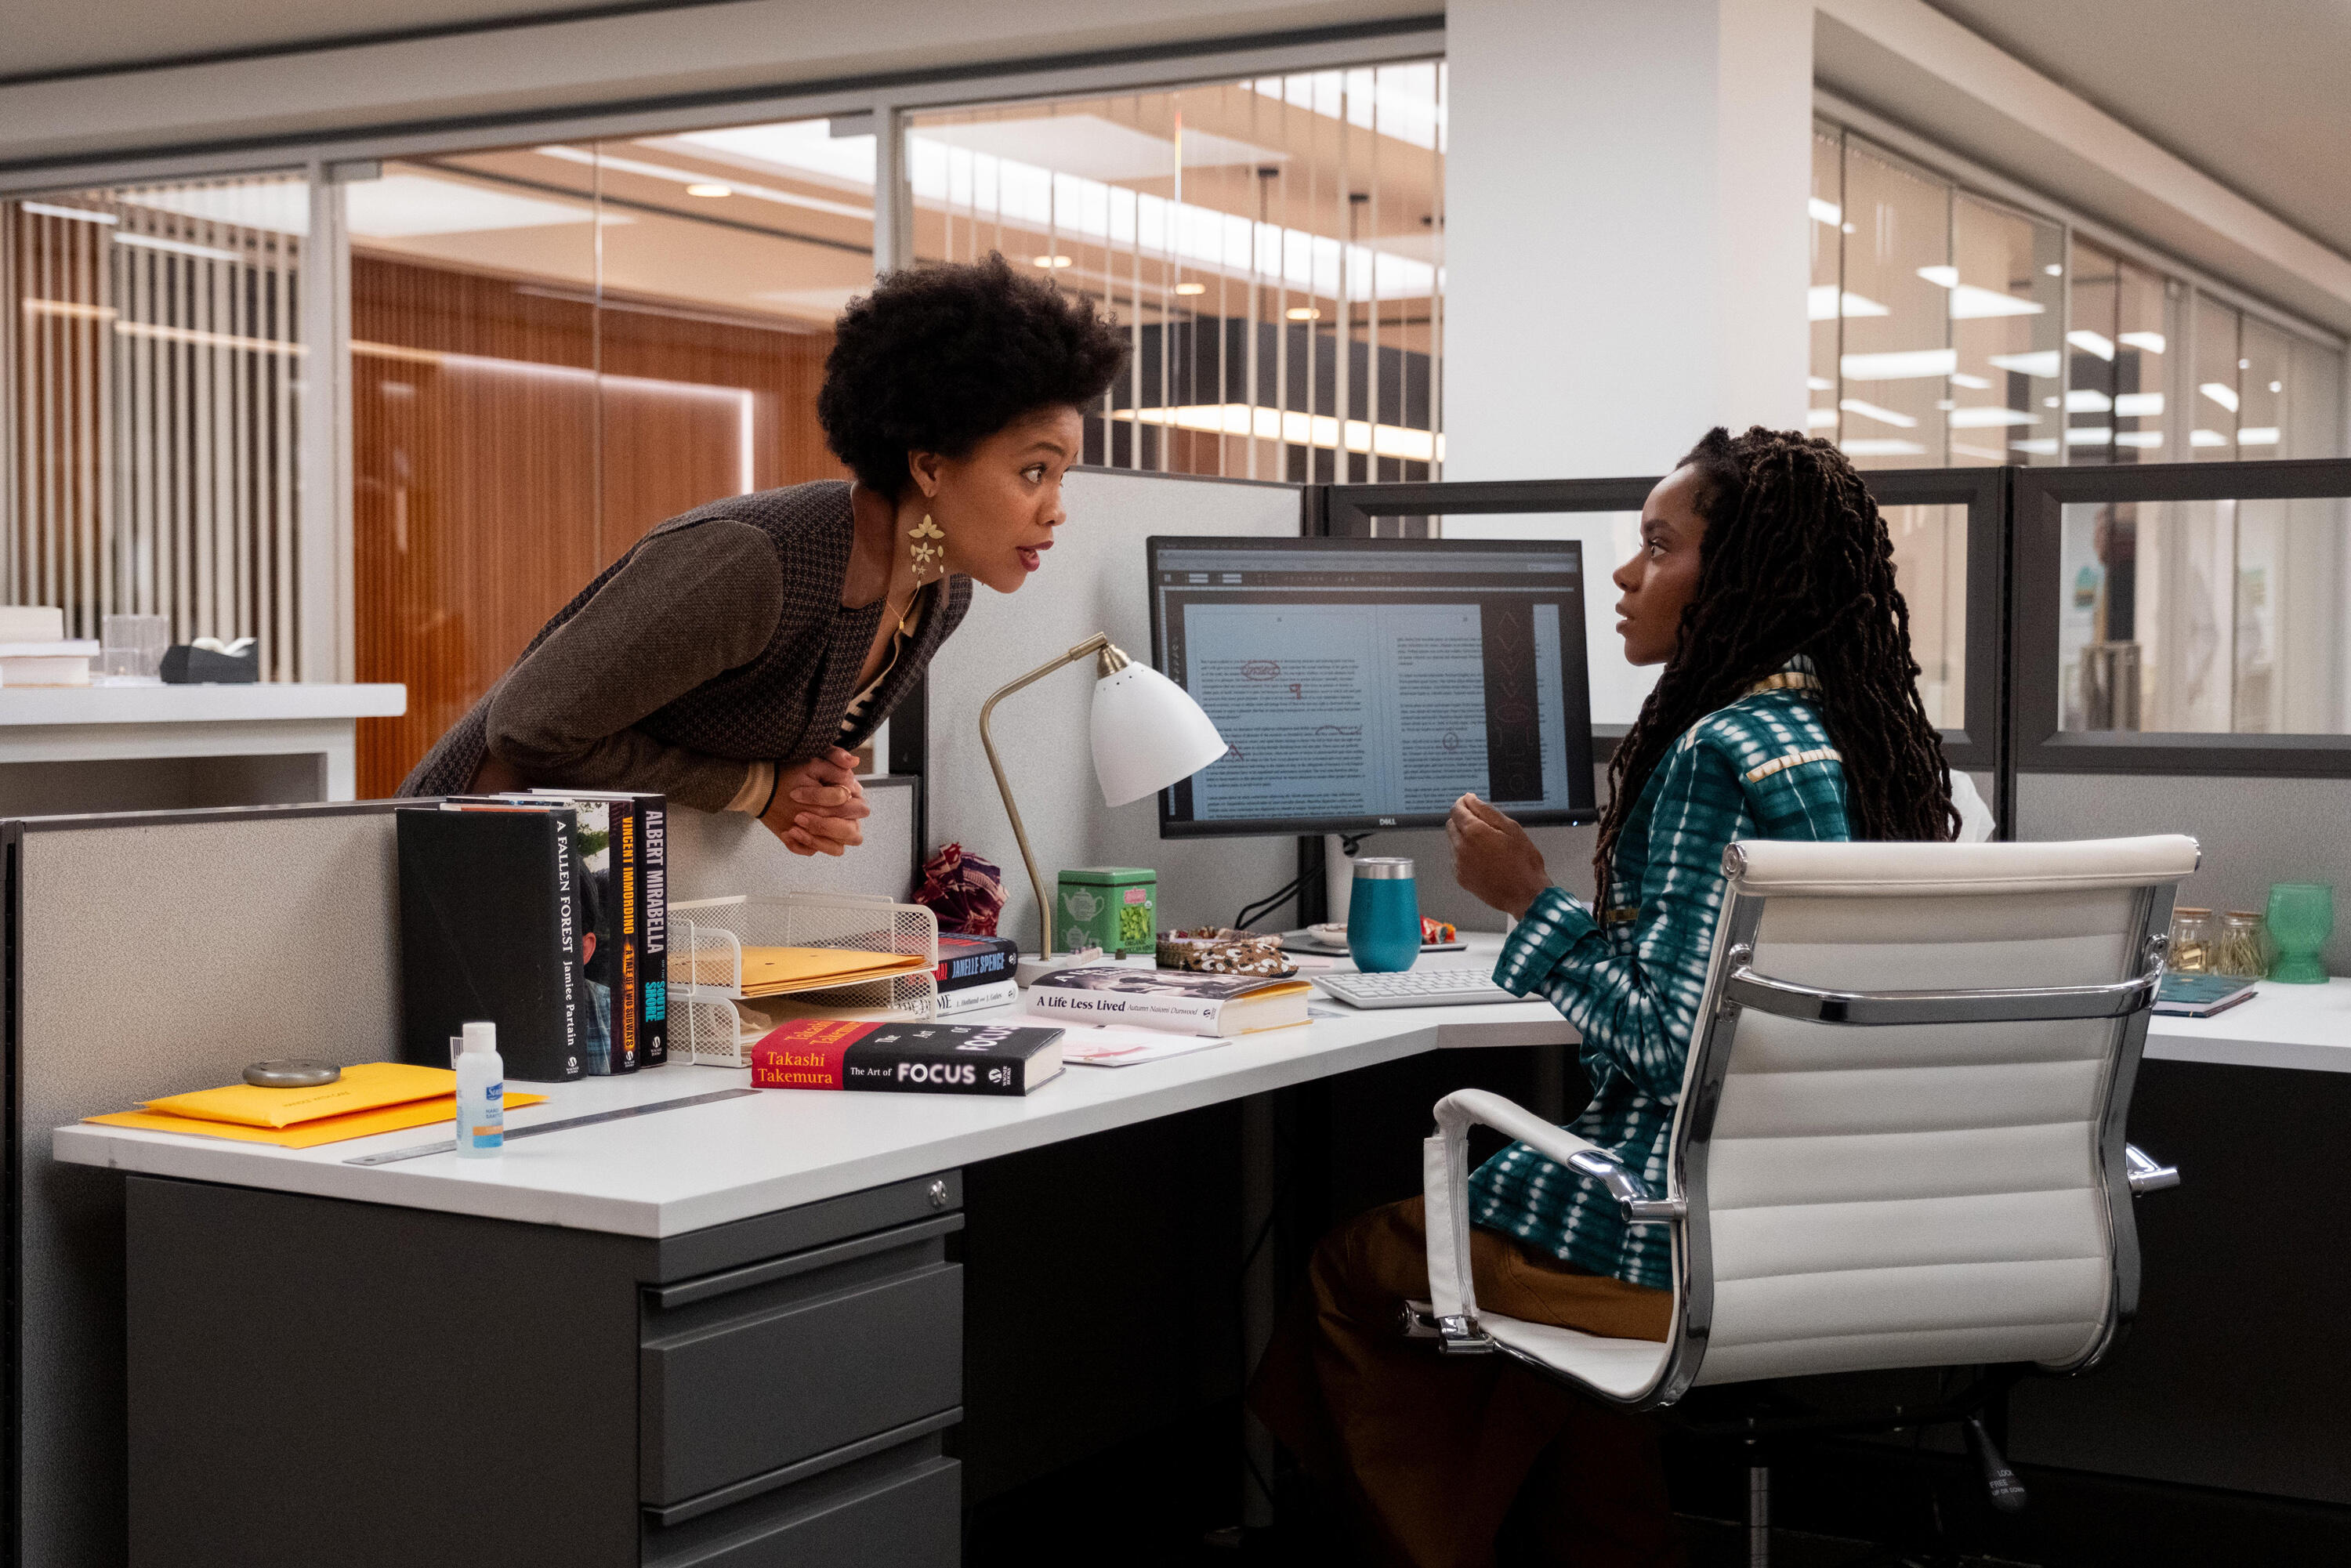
[54, 941, 1572, 1567]
[2145, 977, 2351, 1074]
[0, 683, 406, 813]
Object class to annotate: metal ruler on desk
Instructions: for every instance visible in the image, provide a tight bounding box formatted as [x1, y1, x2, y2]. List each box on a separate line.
[344, 1088, 760, 1166]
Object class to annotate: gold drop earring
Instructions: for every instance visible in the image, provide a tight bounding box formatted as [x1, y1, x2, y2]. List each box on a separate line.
[907, 512, 947, 586]
[901, 509, 947, 634]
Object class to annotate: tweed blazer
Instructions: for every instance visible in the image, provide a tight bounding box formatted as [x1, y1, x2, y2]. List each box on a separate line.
[400, 480, 971, 809]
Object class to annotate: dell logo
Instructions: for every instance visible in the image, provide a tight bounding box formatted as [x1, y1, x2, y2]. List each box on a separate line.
[1378, 817, 1396, 826]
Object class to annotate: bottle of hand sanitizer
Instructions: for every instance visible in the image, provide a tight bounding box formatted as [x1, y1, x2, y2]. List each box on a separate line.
[455, 1020, 504, 1157]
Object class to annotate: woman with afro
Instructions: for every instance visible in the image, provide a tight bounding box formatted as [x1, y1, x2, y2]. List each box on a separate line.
[1250, 427, 1958, 1567]
[402, 255, 1127, 856]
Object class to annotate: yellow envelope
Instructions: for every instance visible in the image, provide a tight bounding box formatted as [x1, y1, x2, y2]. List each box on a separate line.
[88, 1090, 550, 1149]
[143, 1061, 462, 1128]
[683, 946, 929, 998]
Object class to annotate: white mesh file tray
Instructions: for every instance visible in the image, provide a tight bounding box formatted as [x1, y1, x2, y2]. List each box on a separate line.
[672, 893, 939, 1066]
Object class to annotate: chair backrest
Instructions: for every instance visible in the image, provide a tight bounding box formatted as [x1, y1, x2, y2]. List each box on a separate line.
[1672, 835, 2196, 1392]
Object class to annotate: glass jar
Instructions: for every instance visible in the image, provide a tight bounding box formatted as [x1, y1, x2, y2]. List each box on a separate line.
[2165, 907, 2214, 973]
[2212, 911, 2269, 980]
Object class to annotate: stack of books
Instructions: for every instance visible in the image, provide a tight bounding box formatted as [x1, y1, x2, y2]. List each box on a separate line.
[0, 606, 96, 686]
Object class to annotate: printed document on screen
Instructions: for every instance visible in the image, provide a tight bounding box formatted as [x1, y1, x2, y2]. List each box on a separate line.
[1181, 602, 1503, 820]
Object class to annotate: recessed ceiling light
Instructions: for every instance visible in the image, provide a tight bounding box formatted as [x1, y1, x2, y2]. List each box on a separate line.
[2045, 263, 2063, 276]
[2238, 357, 2251, 369]
[685, 183, 732, 197]
[1286, 306, 1321, 320]
[2269, 380, 2283, 393]
[1174, 282, 1207, 295]
[1033, 255, 1073, 269]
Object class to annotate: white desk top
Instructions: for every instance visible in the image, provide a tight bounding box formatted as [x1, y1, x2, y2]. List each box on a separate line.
[2144, 977, 2351, 1074]
[57, 943, 2345, 1240]
[0, 683, 405, 725]
[52, 938, 1573, 1240]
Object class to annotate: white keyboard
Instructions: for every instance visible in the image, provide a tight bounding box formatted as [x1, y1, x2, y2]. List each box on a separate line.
[1314, 967, 1516, 1009]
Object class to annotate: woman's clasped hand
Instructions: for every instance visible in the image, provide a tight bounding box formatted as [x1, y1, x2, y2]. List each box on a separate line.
[760, 747, 871, 856]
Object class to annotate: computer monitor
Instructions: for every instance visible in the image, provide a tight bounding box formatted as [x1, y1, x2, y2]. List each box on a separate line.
[1148, 535, 1596, 838]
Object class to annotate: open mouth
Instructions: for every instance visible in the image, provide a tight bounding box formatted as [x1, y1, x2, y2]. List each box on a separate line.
[1016, 546, 1043, 572]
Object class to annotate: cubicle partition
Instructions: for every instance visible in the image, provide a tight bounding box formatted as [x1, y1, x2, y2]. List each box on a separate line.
[2, 783, 924, 1568]
[5, 803, 409, 1568]
[925, 466, 1309, 951]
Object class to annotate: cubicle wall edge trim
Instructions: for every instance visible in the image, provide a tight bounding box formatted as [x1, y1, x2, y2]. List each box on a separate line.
[2010, 458, 2351, 777]
[3, 816, 19, 1568]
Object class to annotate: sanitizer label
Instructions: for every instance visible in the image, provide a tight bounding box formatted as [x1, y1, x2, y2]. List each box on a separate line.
[467, 1082, 505, 1148]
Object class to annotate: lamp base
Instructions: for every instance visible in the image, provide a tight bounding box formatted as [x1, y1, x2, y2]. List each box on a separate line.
[1017, 947, 1103, 987]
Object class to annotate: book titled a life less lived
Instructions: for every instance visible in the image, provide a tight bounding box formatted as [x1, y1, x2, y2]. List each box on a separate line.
[751, 1019, 1064, 1095]
[397, 806, 584, 1082]
[1026, 965, 1313, 1037]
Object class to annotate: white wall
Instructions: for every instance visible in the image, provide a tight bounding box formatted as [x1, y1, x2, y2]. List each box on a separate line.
[1442, 0, 1814, 481]
[925, 469, 1305, 953]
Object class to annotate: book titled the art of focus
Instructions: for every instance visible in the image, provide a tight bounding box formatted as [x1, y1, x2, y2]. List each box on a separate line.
[750, 1019, 1064, 1095]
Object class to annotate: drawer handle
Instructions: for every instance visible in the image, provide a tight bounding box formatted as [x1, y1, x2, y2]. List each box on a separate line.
[645, 1407, 963, 1527]
[652, 1212, 964, 1310]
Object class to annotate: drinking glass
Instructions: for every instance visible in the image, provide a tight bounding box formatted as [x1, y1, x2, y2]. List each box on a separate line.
[2263, 883, 2332, 984]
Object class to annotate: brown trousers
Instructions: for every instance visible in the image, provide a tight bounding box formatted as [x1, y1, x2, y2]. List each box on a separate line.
[1248, 1199, 1685, 1568]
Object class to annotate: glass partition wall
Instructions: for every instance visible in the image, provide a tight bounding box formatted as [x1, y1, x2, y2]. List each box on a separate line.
[909, 65, 1446, 484]
[345, 132, 874, 791]
[1812, 121, 2346, 475]
[2, 177, 310, 677]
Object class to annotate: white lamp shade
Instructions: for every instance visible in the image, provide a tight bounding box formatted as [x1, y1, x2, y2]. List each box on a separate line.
[1091, 662, 1228, 807]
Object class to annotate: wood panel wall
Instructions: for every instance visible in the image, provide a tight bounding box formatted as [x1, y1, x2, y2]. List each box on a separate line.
[352, 255, 843, 797]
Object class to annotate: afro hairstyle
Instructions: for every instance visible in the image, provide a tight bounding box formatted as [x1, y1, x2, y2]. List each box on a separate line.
[817, 253, 1128, 495]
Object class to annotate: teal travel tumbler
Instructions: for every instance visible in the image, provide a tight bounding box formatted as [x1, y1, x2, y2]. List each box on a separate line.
[1347, 857, 1421, 973]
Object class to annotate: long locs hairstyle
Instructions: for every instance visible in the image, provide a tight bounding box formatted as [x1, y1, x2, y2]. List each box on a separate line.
[1593, 426, 1958, 893]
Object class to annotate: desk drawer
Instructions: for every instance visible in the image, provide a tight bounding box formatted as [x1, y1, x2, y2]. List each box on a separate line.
[641, 1214, 962, 1505]
[643, 1445, 959, 1568]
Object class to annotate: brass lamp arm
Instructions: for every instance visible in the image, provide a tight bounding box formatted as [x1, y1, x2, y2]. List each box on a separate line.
[978, 633, 1131, 961]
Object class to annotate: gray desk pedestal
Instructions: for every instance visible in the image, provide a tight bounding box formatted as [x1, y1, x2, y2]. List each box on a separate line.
[129, 1171, 964, 1567]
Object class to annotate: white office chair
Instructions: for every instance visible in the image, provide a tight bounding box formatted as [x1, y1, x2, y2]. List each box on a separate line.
[1415, 835, 2195, 1563]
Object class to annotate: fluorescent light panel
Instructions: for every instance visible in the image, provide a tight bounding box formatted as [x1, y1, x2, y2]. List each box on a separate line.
[2119, 331, 2165, 354]
[23, 201, 116, 224]
[1840, 398, 1918, 429]
[2199, 382, 2240, 413]
[1809, 197, 1842, 226]
[1808, 285, 1889, 321]
[1841, 348, 1955, 381]
[2067, 329, 2115, 361]
[1989, 350, 2061, 379]
[1838, 438, 1927, 456]
[1947, 406, 2035, 428]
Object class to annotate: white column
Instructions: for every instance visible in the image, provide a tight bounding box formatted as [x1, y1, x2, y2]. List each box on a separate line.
[1444, 0, 1815, 481]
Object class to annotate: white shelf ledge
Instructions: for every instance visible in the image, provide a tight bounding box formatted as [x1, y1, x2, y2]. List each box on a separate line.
[2146, 978, 2351, 1074]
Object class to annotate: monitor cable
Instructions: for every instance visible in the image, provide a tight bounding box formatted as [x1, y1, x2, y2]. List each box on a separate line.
[1232, 833, 1369, 932]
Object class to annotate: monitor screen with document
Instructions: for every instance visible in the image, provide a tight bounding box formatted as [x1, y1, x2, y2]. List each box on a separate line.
[1148, 536, 1596, 838]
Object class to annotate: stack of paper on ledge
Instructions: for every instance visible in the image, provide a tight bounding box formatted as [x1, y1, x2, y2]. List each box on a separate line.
[85, 1061, 549, 1148]
[683, 945, 929, 998]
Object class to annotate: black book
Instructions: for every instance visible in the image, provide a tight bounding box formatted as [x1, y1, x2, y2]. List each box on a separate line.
[531, 790, 668, 1067]
[931, 932, 1021, 994]
[749, 1019, 1063, 1095]
[397, 806, 585, 1082]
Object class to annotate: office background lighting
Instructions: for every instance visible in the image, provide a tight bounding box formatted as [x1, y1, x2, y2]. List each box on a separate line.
[1032, 254, 1074, 268]
[685, 183, 731, 197]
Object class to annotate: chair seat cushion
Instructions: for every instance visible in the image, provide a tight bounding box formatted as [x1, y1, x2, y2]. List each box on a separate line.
[1480, 1313, 1672, 1402]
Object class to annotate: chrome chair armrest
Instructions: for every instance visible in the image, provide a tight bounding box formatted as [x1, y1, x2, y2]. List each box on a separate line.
[2125, 1143, 2179, 1194]
[1564, 1148, 1687, 1222]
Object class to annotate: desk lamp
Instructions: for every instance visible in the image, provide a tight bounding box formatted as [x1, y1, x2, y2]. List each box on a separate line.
[978, 634, 1226, 984]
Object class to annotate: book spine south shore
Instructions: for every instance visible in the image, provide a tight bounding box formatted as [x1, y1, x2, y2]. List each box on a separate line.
[1024, 986, 1224, 1034]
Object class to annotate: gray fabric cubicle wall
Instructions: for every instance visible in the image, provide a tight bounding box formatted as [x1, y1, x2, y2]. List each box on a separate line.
[2016, 771, 2351, 975]
[9, 803, 409, 1568]
[926, 467, 1306, 951]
